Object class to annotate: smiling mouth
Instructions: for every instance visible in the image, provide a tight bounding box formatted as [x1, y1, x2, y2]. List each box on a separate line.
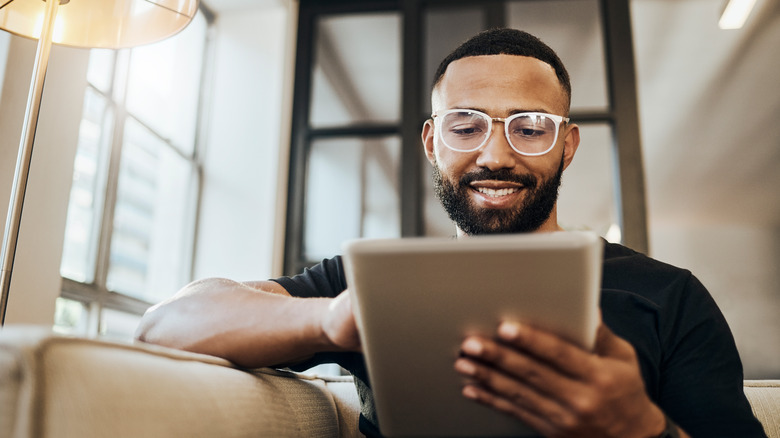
[475, 187, 520, 197]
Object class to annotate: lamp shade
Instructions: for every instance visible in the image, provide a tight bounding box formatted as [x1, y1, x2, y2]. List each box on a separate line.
[0, 0, 199, 48]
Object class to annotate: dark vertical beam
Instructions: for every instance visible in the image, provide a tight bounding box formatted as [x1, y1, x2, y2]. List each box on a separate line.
[284, 3, 316, 275]
[401, 0, 423, 236]
[484, 0, 505, 29]
[602, 0, 648, 254]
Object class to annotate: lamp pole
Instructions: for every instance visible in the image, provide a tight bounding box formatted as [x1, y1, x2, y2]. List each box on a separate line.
[0, 0, 62, 325]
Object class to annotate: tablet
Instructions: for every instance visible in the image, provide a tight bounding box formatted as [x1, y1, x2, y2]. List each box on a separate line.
[342, 231, 603, 437]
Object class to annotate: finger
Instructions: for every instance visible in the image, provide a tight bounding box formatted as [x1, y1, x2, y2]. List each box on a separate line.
[459, 337, 566, 394]
[457, 341, 586, 402]
[455, 355, 561, 410]
[495, 322, 597, 378]
[460, 383, 561, 437]
[593, 323, 636, 362]
[323, 292, 362, 351]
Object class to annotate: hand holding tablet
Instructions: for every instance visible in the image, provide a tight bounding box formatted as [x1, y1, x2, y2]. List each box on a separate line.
[342, 231, 603, 437]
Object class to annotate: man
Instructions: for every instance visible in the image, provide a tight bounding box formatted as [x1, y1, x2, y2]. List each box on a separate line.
[135, 29, 765, 438]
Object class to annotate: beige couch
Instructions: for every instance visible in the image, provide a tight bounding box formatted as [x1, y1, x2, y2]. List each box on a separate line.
[1, 325, 777, 438]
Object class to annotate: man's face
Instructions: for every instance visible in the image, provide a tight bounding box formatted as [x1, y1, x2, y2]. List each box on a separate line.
[422, 54, 580, 236]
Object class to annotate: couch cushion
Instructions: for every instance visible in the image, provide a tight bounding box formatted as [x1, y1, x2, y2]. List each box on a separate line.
[0, 325, 363, 438]
[744, 380, 780, 438]
[4, 325, 775, 438]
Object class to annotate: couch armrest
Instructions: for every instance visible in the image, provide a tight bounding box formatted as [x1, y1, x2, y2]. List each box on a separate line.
[744, 379, 780, 438]
[0, 325, 363, 438]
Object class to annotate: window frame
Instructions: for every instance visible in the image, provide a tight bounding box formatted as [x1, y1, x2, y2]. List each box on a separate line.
[59, 5, 216, 333]
[284, 0, 648, 276]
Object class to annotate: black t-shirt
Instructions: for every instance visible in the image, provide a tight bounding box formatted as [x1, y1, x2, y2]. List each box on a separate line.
[274, 241, 766, 437]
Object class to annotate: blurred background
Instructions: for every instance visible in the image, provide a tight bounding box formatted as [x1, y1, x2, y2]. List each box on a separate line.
[0, 0, 777, 378]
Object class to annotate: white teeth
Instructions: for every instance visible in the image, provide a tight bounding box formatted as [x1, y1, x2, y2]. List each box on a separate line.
[477, 187, 518, 197]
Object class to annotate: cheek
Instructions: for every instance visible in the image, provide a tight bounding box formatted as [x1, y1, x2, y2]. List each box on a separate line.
[521, 145, 565, 176]
[543, 146, 566, 173]
[433, 143, 475, 177]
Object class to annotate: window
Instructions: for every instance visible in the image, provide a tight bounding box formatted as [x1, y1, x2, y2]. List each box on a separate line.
[285, 0, 646, 275]
[302, 11, 403, 262]
[55, 10, 213, 340]
[0, 31, 10, 103]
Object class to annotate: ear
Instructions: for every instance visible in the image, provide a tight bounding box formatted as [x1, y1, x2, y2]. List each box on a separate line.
[422, 119, 436, 165]
[561, 123, 580, 170]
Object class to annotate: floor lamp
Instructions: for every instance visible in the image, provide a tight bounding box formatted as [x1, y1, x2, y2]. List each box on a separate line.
[0, 0, 199, 325]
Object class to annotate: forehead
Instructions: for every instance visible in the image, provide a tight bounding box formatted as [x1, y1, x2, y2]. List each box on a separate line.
[432, 54, 567, 116]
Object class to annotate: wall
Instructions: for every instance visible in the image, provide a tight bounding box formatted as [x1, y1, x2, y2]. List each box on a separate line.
[192, 2, 296, 281]
[651, 225, 780, 379]
[0, 35, 88, 324]
[634, 0, 780, 379]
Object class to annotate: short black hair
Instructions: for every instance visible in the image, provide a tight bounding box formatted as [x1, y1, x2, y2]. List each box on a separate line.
[432, 28, 571, 110]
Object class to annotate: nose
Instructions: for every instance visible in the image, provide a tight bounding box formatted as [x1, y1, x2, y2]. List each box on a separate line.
[475, 121, 518, 171]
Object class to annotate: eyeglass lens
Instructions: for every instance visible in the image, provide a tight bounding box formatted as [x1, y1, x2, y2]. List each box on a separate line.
[440, 111, 559, 154]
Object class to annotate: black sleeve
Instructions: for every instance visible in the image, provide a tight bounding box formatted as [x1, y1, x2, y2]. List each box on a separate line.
[658, 273, 766, 437]
[271, 256, 348, 298]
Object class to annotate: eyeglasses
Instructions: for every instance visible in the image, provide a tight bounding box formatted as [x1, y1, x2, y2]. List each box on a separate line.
[432, 109, 570, 156]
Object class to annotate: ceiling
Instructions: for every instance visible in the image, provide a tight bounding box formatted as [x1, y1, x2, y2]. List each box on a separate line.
[203, 0, 780, 231]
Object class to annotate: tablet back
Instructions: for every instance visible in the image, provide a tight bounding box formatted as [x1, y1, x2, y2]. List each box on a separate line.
[342, 232, 603, 437]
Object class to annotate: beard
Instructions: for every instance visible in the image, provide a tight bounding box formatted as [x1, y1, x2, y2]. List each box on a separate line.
[432, 155, 564, 235]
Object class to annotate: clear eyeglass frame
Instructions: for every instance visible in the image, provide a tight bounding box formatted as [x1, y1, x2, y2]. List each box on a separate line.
[432, 109, 570, 156]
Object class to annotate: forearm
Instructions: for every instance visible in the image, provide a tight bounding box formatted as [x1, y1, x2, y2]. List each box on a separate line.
[134, 278, 336, 368]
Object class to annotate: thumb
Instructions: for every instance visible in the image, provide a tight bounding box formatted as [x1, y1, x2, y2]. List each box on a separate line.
[324, 290, 362, 351]
[594, 322, 635, 361]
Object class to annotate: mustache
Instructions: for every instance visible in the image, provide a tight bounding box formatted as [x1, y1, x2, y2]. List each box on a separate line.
[458, 168, 537, 188]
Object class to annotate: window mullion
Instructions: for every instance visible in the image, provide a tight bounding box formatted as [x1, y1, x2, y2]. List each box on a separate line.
[93, 50, 131, 292]
[93, 116, 123, 291]
[187, 24, 217, 282]
[400, 0, 423, 237]
[86, 301, 101, 338]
